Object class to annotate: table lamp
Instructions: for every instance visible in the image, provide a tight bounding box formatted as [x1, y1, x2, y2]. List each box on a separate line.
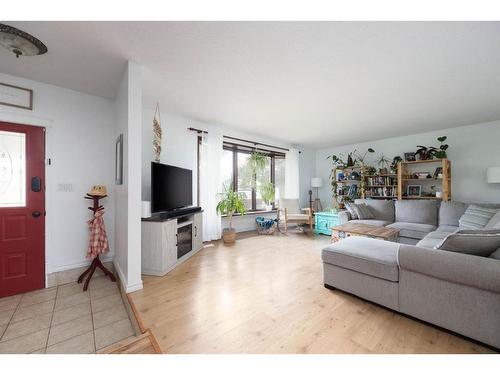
[311, 177, 323, 212]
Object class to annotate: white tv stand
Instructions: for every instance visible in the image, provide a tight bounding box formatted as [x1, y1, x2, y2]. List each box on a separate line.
[141, 210, 203, 276]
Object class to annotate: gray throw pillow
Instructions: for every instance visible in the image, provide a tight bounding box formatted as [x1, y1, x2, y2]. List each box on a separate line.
[458, 205, 499, 229]
[485, 210, 500, 229]
[434, 229, 500, 257]
[490, 248, 500, 260]
[344, 202, 359, 220]
[352, 203, 375, 220]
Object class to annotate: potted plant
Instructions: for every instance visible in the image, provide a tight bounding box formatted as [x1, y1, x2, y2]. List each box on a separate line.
[354, 148, 375, 164]
[376, 153, 391, 173]
[346, 151, 356, 167]
[390, 156, 402, 173]
[216, 186, 247, 244]
[261, 182, 275, 211]
[415, 145, 438, 160]
[435, 136, 449, 158]
[365, 165, 377, 175]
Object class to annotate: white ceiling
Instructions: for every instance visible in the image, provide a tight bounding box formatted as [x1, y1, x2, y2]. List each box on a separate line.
[2, 21, 500, 148]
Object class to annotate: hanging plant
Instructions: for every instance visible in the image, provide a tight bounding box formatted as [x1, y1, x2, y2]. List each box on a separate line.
[249, 151, 267, 175]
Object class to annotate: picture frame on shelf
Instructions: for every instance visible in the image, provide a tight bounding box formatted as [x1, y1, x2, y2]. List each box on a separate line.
[433, 167, 443, 179]
[407, 185, 422, 197]
[404, 152, 416, 162]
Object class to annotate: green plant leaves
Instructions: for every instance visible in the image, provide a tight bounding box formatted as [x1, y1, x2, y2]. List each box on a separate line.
[216, 185, 247, 228]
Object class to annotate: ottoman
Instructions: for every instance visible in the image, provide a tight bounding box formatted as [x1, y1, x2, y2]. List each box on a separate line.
[322, 236, 401, 311]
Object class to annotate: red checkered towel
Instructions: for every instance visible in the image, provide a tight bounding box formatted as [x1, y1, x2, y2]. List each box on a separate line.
[87, 210, 109, 259]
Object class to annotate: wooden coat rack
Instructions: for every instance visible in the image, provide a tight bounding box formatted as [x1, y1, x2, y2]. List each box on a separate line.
[78, 194, 116, 291]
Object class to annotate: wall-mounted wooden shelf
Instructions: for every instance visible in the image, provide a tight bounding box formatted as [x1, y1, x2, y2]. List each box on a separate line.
[397, 158, 451, 201]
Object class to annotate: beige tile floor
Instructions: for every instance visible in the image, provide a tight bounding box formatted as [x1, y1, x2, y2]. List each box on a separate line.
[0, 275, 135, 354]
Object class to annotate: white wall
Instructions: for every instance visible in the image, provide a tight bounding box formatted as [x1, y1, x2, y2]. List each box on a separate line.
[113, 62, 143, 293]
[299, 148, 317, 210]
[141, 107, 315, 232]
[316, 120, 500, 206]
[0, 72, 115, 276]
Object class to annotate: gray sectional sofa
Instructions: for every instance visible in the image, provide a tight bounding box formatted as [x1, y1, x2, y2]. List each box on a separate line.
[324, 199, 500, 349]
[339, 199, 500, 245]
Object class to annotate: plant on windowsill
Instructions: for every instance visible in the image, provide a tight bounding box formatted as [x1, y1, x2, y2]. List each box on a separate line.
[216, 186, 247, 244]
[262, 182, 275, 211]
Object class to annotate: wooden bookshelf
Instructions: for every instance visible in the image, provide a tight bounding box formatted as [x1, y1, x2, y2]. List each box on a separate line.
[362, 173, 398, 200]
[332, 165, 363, 208]
[397, 158, 451, 200]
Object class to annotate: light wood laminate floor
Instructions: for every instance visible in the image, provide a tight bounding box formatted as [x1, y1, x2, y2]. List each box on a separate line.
[129, 230, 493, 354]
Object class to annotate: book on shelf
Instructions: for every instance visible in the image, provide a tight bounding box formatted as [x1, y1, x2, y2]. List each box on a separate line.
[364, 186, 396, 198]
[365, 176, 397, 186]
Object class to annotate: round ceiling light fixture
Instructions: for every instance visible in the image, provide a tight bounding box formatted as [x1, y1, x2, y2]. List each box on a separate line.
[0, 23, 48, 58]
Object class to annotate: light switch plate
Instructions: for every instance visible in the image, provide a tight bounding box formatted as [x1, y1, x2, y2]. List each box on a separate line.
[57, 183, 74, 192]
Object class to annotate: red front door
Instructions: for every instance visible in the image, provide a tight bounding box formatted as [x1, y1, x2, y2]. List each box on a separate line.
[0, 122, 45, 298]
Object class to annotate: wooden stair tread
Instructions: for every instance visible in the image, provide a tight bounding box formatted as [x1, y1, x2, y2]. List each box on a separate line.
[98, 329, 162, 354]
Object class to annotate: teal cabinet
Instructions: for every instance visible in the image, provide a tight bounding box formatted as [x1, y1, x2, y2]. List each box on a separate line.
[314, 211, 341, 235]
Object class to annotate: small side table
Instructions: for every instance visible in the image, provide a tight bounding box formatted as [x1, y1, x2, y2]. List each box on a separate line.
[314, 211, 342, 235]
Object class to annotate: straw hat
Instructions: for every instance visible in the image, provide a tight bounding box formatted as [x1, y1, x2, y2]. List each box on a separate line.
[88, 185, 107, 196]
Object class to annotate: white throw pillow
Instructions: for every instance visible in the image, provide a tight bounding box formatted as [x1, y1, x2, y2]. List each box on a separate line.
[344, 202, 359, 220]
[458, 205, 499, 230]
[485, 210, 500, 229]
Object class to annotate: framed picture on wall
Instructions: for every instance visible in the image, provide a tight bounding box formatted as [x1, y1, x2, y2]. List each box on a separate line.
[407, 185, 422, 197]
[115, 134, 123, 185]
[0, 83, 33, 110]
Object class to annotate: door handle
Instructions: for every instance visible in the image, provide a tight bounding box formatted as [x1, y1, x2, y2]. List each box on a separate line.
[32, 210, 41, 218]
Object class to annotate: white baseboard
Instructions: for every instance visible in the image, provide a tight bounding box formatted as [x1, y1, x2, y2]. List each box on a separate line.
[46, 260, 115, 288]
[125, 281, 144, 293]
[113, 260, 143, 293]
[47, 256, 113, 274]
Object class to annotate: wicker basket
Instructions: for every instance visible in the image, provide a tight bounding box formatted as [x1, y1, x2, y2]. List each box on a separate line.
[255, 217, 277, 235]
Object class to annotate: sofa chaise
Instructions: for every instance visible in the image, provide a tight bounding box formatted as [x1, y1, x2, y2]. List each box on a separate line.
[323, 199, 500, 349]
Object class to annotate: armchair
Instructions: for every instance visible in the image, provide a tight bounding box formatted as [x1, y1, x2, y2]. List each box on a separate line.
[278, 198, 313, 233]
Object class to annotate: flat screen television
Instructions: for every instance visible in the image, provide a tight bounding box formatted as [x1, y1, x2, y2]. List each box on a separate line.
[151, 162, 192, 213]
